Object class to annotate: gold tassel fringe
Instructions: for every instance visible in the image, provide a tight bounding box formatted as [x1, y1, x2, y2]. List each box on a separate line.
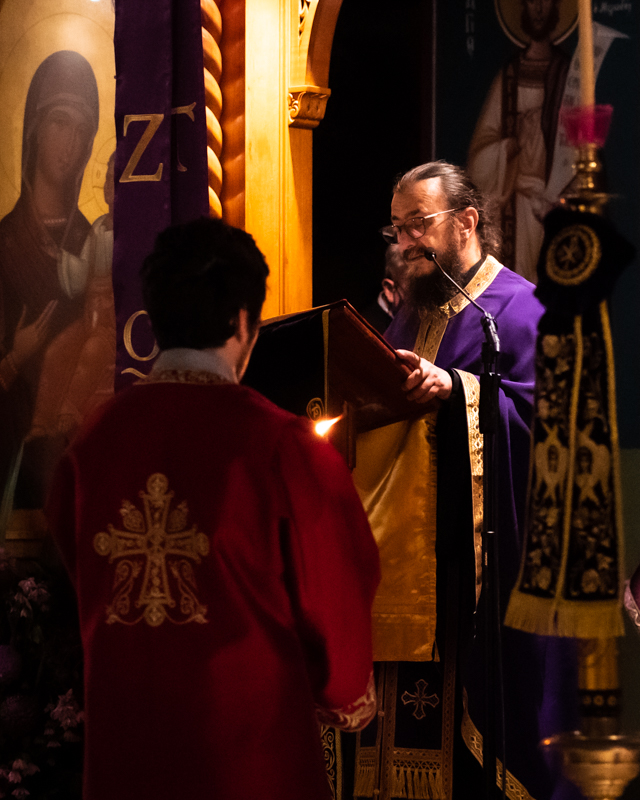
[354, 761, 376, 797]
[390, 766, 444, 799]
[504, 591, 624, 639]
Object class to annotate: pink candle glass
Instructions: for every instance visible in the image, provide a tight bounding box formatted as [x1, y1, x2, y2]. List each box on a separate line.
[560, 104, 613, 147]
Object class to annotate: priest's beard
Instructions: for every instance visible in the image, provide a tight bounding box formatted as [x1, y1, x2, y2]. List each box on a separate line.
[405, 238, 467, 317]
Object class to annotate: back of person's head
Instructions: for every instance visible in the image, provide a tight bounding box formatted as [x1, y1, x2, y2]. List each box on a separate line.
[393, 160, 502, 259]
[141, 217, 269, 351]
[384, 244, 405, 283]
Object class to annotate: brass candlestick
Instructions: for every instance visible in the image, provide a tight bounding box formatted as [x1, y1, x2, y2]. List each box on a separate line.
[560, 143, 609, 215]
[542, 733, 640, 800]
[578, 638, 621, 739]
[540, 577, 640, 799]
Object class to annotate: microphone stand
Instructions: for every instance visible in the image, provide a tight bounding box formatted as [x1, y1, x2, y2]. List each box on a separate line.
[424, 249, 506, 800]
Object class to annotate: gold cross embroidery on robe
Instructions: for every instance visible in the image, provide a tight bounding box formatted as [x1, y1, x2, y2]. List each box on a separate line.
[93, 473, 210, 627]
[401, 679, 439, 720]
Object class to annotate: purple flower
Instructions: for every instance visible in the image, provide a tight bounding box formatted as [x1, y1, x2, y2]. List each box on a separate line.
[10, 763, 37, 778]
[48, 689, 83, 730]
[17, 579, 50, 610]
[7, 578, 51, 620]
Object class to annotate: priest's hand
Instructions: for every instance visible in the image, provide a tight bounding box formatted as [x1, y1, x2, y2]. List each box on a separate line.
[397, 349, 452, 403]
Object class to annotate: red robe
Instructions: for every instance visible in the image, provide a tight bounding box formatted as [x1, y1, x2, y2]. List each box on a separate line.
[47, 376, 380, 800]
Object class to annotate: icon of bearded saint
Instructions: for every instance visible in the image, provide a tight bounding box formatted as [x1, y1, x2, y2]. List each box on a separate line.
[0, 50, 100, 510]
[467, 0, 576, 284]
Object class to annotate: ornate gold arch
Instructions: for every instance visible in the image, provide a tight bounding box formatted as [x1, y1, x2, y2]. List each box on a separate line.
[289, 0, 342, 129]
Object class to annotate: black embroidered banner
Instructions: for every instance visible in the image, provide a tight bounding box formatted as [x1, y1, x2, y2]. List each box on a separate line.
[505, 206, 634, 637]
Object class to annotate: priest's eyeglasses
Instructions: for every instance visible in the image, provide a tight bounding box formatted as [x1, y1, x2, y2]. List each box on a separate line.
[379, 208, 464, 244]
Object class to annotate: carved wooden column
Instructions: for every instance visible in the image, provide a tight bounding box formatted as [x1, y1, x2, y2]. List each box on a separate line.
[218, 0, 342, 318]
[219, 0, 246, 228]
[281, 0, 340, 316]
[201, 0, 224, 218]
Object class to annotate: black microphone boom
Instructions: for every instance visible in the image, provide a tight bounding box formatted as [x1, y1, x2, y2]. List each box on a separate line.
[424, 247, 500, 363]
[424, 245, 505, 800]
[424, 248, 494, 322]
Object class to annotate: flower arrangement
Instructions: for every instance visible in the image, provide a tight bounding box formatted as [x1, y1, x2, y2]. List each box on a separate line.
[0, 547, 83, 799]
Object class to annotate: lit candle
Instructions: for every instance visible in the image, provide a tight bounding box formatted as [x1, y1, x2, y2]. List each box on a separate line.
[578, 0, 595, 107]
[314, 416, 342, 437]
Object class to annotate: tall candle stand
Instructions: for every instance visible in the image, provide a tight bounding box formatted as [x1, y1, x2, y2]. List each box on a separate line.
[540, 104, 640, 800]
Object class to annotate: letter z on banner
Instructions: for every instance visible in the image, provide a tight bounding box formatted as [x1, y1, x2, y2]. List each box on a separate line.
[113, 0, 209, 386]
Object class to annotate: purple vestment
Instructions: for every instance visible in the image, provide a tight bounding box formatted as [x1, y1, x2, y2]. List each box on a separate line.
[385, 264, 580, 800]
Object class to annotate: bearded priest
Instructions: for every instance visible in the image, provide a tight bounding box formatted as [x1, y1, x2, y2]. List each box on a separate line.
[342, 162, 578, 800]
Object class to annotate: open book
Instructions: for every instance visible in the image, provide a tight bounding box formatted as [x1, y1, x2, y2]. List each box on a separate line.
[243, 300, 432, 436]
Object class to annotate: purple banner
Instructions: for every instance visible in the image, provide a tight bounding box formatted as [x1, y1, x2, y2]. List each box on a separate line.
[113, 0, 208, 388]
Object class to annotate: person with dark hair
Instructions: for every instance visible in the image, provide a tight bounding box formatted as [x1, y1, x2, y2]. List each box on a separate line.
[141, 217, 268, 351]
[46, 217, 380, 800]
[361, 244, 408, 334]
[341, 161, 577, 799]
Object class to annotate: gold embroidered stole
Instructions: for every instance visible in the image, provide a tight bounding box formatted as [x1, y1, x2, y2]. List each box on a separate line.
[346, 258, 501, 800]
[354, 414, 439, 661]
[352, 256, 500, 664]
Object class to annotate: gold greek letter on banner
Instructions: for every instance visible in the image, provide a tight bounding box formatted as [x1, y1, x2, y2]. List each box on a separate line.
[123, 310, 160, 365]
[171, 102, 196, 173]
[120, 113, 164, 183]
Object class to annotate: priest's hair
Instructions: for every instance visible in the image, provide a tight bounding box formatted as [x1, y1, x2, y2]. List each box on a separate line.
[141, 217, 269, 350]
[393, 160, 502, 260]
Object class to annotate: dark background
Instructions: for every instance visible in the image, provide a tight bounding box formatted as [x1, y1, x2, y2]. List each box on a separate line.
[312, 0, 433, 314]
[313, 0, 639, 448]
[312, 1, 640, 780]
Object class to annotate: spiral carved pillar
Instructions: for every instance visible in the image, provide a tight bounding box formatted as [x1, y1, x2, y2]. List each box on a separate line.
[201, 0, 223, 219]
[219, 0, 246, 228]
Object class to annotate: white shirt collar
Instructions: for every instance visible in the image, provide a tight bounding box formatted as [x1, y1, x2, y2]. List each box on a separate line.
[151, 348, 237, 383]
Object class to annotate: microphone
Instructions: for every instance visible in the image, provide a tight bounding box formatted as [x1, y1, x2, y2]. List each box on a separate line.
[423, 247, 500, 353]
[424, 248, 486, 316]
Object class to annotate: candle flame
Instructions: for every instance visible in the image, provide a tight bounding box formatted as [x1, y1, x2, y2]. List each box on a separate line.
[314, 415, 342, 436]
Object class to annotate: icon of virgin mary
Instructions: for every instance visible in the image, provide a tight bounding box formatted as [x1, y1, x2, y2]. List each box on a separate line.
[0, 50, 99, 512]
